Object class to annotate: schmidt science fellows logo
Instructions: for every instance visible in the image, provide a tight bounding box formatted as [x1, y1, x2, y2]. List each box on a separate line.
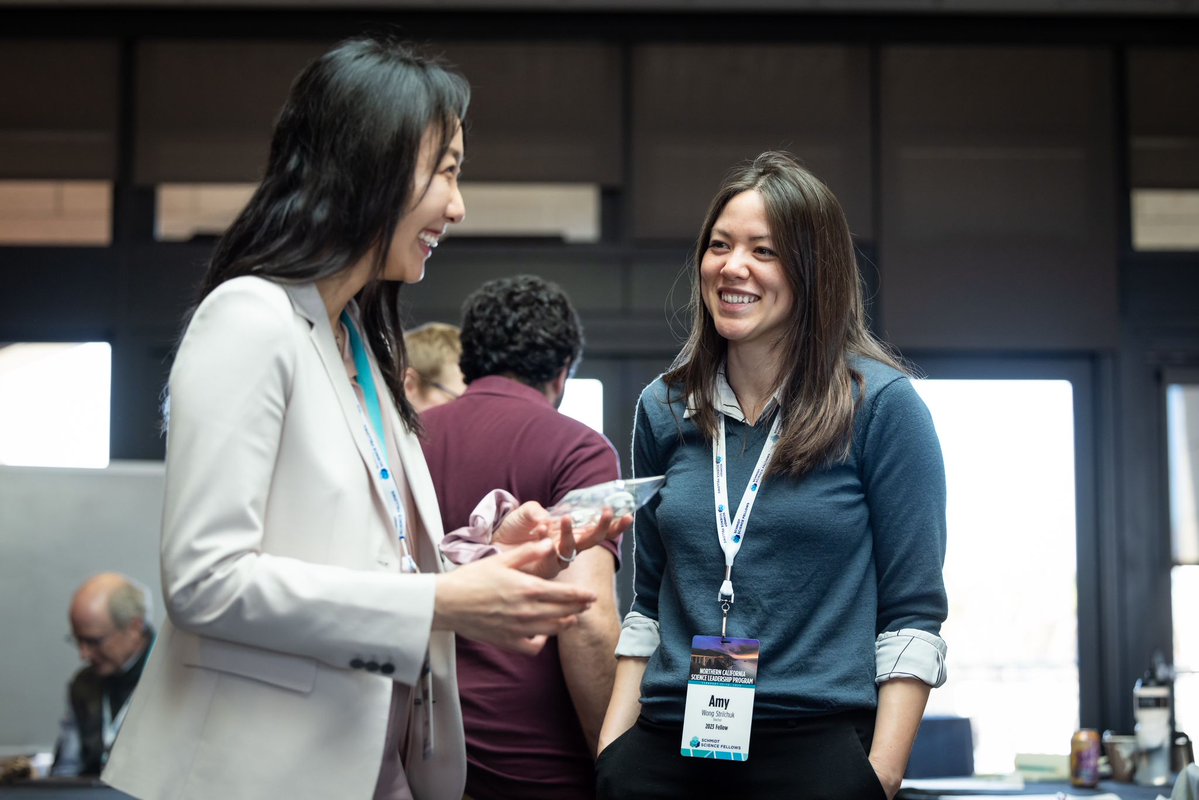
[690, 736, 701, 748]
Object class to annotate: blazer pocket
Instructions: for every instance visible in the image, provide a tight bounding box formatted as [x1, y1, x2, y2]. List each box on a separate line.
[182, 634, 318, 694]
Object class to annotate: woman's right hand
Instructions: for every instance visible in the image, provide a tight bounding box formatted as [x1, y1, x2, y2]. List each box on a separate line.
[432, 539, 597, 655]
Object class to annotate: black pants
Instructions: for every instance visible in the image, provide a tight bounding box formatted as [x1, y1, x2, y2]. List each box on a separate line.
[595, 711, 887, 800]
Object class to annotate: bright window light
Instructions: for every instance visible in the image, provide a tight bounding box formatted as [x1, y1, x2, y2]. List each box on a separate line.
[1174, 566, 1199, 736]
[1167, 381, 1199, 735]
[0, 343, 111, 468]
[913, 379, 1077, 775]
[1167, 384, 1199, 564]
[559, 378, 603, 434]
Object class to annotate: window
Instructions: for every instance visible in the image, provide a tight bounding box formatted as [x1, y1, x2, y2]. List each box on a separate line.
[914, 378, 1078, 774]
[0, 343, 111, 468]
[1166, 380, 1199, 734]
[1174, 566, 1199, 737]
[559, 378, 604, 435]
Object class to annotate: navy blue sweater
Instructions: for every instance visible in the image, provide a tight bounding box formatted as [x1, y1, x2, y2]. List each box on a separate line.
[627, 357, 948, 722]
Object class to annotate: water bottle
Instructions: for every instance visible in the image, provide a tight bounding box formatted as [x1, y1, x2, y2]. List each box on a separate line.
[547, 476, 665, 529]
[1133, 669, 1173, 786]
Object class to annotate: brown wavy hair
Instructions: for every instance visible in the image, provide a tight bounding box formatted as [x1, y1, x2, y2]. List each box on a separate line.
[665, 151, 905, 478]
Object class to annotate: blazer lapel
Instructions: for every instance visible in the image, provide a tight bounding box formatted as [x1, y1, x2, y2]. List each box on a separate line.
[285, 283, 445, 570]
[283, 283, 385, 510]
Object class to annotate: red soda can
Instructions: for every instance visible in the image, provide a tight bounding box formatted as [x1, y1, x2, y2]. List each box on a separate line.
[1071, 728, 1101, 787]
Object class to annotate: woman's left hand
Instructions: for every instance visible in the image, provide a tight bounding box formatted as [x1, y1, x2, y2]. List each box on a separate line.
[565, 507, 633, 554]
[492, 502, 633, 578]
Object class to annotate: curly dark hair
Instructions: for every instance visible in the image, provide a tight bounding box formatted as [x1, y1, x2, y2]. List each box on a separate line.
[459, 275, 583, 386]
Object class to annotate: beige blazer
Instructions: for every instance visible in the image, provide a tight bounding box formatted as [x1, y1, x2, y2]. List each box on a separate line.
[102, 277, 465, 800]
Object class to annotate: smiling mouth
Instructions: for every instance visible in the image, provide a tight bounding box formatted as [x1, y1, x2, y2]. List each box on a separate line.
[720, 292, 759, 305]
[418, 231, 441, 249]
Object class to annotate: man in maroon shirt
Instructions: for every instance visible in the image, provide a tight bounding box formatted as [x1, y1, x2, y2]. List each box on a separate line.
[421, 275, 621, 800]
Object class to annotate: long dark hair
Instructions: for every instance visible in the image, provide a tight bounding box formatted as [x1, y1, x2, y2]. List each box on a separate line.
[665, 151, 905, 478]
[194, 35, 470, 432]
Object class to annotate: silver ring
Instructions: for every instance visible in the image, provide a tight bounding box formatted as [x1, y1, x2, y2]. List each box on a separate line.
[556, 545, 578, 566]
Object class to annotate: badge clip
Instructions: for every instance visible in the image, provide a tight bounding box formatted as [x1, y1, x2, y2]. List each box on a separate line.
[719, 565, 735, 638]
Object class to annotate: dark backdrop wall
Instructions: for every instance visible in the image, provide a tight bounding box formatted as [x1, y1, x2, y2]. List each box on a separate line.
[1, 6, 1197, 736]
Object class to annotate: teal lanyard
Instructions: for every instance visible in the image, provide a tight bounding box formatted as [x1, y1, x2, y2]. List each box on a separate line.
[340, 310, 388, 467]
[339, 311, 431, 756]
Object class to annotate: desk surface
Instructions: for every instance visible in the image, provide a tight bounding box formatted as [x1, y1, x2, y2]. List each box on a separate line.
[0, 777, 1170, 800]
[899, 778, 1168, 799]
[0, 779, 129, 800]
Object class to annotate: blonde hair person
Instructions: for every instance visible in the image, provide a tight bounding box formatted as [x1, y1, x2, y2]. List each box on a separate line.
[404, 322, 466, 412]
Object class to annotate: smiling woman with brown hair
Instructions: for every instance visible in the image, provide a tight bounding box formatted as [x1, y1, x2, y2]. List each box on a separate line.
[598, 152, 949, 800]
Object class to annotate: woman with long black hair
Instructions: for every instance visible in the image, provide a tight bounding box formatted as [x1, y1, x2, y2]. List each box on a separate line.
[102, 36, 622, 800]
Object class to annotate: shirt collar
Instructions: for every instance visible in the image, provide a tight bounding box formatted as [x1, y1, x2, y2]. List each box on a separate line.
[106, 634, 152, 683]
[683, 364, 780, 424]
[464, 375, 552, 407]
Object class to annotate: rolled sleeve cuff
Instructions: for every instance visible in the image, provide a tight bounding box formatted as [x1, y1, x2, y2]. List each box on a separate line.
[875, 628, 948, 688]
[615, 610, 660, 658]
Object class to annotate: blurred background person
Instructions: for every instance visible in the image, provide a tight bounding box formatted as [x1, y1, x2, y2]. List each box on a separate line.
[52, 573, 154, 777]
[422, 275, 622, 800]
[404, 322, 466, 413]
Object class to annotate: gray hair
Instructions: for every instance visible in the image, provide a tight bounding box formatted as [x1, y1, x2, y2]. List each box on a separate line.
[108, 577, 151, 630]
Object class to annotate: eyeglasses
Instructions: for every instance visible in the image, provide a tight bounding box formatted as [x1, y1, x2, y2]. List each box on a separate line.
[65, 630, 117, 650]
[426, 380, 460, 400]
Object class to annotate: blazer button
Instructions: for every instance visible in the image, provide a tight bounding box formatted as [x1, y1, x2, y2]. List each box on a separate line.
[365, 661, 380, 672]
[380, 663, 395, 675]
[350, 658, 364, 670]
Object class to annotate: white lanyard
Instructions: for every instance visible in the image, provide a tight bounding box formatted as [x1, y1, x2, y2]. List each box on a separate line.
[350, 399, 436, 757]
[351, 400, 419, 575]
[713, 411, 781, 636]
[342, 313, 417, 575]
[99, 691, 131, 763]
[341, 315, 436, 757]
[341, 315, 435, 757]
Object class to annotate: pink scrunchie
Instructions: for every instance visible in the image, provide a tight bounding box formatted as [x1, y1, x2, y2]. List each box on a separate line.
[438, 488, 520, 565]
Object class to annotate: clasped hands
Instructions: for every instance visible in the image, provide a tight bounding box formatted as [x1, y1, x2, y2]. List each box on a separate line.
[433, 503, 632, 656]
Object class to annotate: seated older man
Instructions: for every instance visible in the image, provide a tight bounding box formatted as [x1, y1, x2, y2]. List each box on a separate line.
[52, 573, 155, 777]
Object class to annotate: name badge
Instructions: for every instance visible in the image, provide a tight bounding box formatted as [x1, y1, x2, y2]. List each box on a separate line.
[680, 635, 759, 761]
